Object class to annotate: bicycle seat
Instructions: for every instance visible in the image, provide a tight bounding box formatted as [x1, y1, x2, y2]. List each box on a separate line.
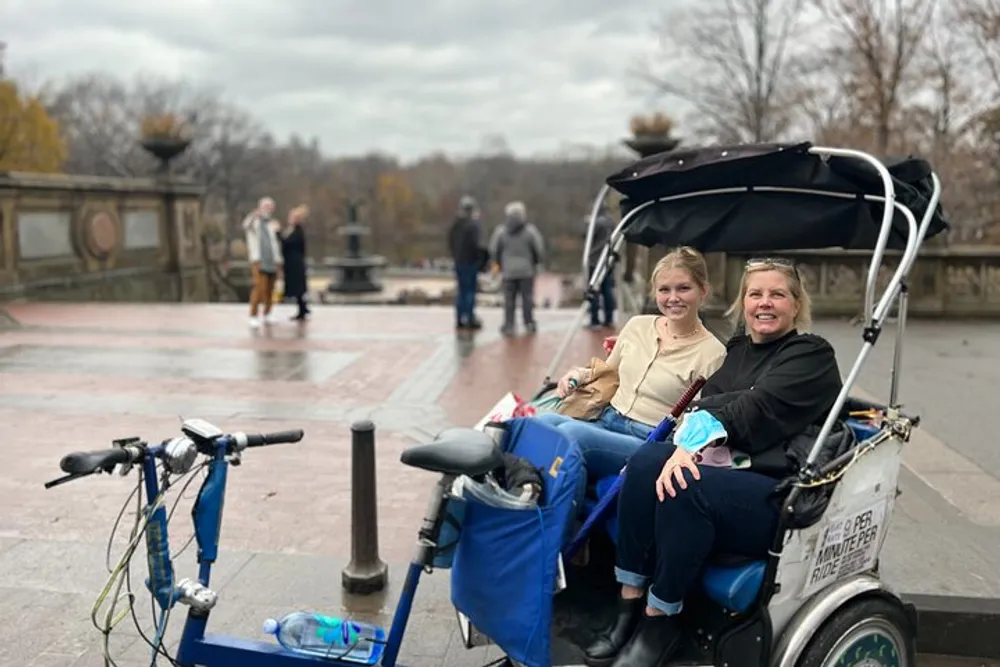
[401, 428, 503, 477]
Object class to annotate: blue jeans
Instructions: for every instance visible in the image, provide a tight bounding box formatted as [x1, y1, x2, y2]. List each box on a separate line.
[534, 406, 652, 480]
[614, 437, 780, 615]
[454, 263, 478, 324]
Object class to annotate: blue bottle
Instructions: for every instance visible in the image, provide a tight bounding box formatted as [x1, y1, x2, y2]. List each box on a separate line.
[262, 612, 385, 664]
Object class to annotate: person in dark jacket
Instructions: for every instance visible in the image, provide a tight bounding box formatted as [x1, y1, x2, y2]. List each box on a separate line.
[583, 205, 615, 329]
[281, 204, 310, 321]
[584, 258, 843, 667]
[448, 195, 484, 329]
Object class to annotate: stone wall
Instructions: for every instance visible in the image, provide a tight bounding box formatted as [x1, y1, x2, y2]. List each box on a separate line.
[620, 246, 1000, 320]
[0, 171, 208, 302]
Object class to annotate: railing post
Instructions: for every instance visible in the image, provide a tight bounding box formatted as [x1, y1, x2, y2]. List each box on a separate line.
[341, 420, 388, 594]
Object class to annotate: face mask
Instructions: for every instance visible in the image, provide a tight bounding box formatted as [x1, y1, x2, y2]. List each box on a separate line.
[674, 410, 727, 454]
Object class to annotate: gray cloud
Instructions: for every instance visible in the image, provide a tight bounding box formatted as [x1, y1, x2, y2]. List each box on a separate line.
[2, 0, 672, 160]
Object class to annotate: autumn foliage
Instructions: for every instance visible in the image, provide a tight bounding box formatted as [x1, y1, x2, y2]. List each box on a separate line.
[139, 113, 191, 141]
[0, 80, 66, 173]
[629, 112, 675, 137]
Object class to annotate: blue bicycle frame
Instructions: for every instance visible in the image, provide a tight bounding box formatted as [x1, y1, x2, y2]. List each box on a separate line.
[139, 436, 448, 667]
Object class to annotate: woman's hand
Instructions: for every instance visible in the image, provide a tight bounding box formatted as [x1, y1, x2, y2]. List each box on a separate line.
[656, 447, 701, 501]
[602, 336, 618, 357]
[556, 370, 581, 398]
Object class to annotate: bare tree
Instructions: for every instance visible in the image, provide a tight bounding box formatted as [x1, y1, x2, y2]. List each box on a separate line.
[632, 0, 810, 143]
[812, 0, 937, 155]
[187, 104, 277, 238]
[44, 74, 151, 176]
[954, 0, 1000, 92]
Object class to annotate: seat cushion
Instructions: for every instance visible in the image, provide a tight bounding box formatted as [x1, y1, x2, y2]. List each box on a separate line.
[701, 560, 766, 613]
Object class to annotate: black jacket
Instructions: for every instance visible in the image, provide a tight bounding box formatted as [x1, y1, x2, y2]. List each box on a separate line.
[448, 215, 484, 267]
[693, 330, 843, 478]
[281, 226, 307, 299]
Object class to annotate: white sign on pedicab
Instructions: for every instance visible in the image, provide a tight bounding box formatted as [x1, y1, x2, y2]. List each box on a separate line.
[802, 498, 889, 597]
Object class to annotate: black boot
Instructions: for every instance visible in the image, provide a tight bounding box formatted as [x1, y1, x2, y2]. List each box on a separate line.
[583, 596, 643, 667]
[610, 613, 682, 667]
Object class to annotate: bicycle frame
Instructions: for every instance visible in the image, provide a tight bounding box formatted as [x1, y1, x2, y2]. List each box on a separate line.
[138, 437, 454, 666]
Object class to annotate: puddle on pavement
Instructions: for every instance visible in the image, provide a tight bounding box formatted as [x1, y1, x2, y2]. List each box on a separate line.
[0, 345, 359, 382]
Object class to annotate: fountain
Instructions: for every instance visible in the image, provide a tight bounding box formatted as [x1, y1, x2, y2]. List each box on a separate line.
[325, 200, 388, 294]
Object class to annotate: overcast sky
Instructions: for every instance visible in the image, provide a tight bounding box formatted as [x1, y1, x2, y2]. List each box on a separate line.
[2, 0, 673, 161]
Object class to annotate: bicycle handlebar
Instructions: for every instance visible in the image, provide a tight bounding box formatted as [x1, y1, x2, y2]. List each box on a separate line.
[60, 445, 141, 475]
[236, 429, 304, 449]
[48, 423, 306, 488]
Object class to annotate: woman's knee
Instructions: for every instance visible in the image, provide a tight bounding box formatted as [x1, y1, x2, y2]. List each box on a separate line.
[628, 438, 675, 471]
[534, 412, 568, 427]
[556, 419, 605, 446]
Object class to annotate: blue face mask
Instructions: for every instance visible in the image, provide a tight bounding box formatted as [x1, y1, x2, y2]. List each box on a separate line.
[674, 410, 728, 454]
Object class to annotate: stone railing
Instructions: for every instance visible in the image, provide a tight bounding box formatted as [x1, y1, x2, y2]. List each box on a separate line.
[619, 246, 1000, 320]
[0, 171, 209, 302]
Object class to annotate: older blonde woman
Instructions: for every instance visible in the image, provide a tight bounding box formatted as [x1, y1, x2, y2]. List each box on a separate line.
[585, 258, 842, 667]
[242, 197, 284, 327]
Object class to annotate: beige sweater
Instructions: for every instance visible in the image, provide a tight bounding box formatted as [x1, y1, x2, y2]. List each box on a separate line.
[586, 315, 727, 426]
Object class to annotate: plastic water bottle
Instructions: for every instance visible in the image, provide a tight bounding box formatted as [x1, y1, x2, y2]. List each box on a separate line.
[263, 612, 381, 663]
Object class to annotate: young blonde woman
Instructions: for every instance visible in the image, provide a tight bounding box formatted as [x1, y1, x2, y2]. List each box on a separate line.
[535, 246, 727, 480]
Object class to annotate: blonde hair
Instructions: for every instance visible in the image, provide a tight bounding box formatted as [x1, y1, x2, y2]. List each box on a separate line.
[726, 260, 813, 332]
[288, 204, 309, 224]
[648, 246, 710, 297]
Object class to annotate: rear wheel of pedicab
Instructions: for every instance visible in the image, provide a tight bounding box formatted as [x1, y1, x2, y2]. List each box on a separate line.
[798, 597, 915, 667]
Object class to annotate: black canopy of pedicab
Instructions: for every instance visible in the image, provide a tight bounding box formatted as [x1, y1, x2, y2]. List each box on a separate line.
[606, 141, 949, 252]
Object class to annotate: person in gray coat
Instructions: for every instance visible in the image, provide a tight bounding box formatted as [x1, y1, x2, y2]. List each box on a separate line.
[489, 201, 545, 335]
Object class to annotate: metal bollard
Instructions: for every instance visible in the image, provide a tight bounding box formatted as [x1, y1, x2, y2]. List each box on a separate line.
[342, 420, 389, 594]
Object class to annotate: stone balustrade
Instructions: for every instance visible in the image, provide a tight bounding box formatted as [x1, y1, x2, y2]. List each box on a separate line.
[619, 246, 1000, 320]
[0, 171, 208, 302]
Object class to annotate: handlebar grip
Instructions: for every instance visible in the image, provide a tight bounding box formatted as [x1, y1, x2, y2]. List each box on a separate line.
[60, 447, 134, 475]
[669, 376, 707, 418]
[245, 429, 304, 447]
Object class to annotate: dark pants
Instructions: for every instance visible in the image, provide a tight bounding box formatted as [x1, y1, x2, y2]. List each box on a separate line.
[614, 439, 780, 614]
[454, 263, 479, 324]
[503, 277, 535, 329]
[588, 272, 615, 326]
[294, 295, 309, 318]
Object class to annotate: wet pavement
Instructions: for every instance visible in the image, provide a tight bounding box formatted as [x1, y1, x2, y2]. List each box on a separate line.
[1, 299, 1000, 666]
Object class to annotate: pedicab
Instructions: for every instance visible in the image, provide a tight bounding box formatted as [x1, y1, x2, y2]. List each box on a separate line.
[40, 142, 946, 667]
[421, 142, 948, 667]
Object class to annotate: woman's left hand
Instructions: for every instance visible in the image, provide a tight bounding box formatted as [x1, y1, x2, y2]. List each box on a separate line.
[656, 447, 701, 501]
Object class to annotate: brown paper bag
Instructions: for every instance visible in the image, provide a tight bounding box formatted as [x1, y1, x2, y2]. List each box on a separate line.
[556, 357, 620, 421]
